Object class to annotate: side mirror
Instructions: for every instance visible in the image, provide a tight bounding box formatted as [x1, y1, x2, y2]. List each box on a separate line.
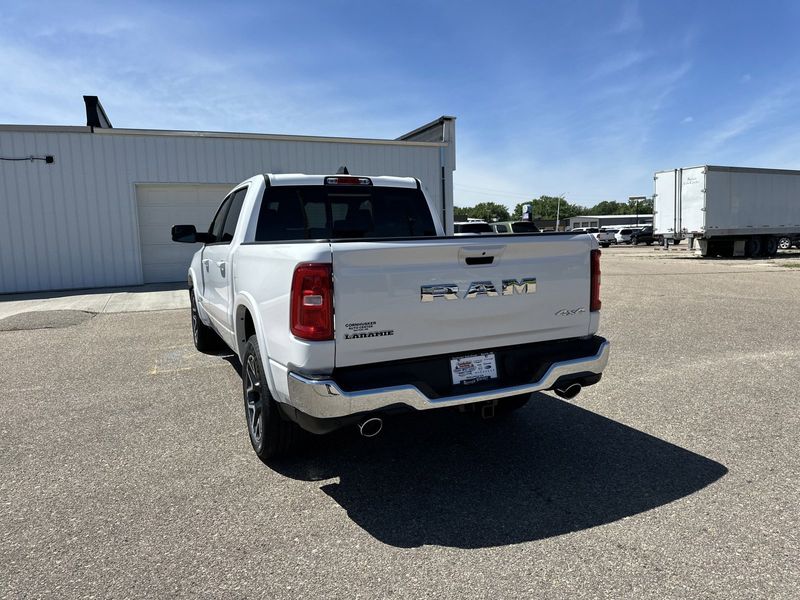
[171, 225, 216, 244]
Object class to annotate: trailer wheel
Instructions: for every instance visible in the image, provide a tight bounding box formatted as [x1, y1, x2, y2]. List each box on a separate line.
[744, 237, 762, 258]
[778, 237, 792, 250]
[764, 237, 779, 257]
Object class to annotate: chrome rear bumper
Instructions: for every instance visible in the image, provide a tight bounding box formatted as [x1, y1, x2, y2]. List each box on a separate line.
[286, 340, 610, 419]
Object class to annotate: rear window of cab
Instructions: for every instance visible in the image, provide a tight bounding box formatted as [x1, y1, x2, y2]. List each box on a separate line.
[255, 185, 437, 241]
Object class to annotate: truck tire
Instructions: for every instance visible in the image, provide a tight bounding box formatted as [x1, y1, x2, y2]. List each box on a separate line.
[764, 237, 779, 257]
[778, 236, 792, 250]
[190, 288, 222, 353]
[242, 335, 300, 462]
[744, 237, 762, 258]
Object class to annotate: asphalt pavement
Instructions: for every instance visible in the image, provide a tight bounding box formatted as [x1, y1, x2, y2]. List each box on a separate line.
[1, 247, 798, 599]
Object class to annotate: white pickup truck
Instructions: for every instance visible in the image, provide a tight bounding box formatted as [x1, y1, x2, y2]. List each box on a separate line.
[172, 173, 609, 461]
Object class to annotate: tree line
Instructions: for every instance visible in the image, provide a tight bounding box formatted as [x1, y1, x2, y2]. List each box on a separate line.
[453, 196, 654, 223]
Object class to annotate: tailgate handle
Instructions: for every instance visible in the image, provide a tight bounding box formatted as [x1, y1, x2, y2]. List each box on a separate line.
[465, 256, 494, 266]
[459, 244, 505, 266]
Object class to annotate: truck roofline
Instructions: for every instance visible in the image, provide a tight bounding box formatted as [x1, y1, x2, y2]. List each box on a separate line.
[265, 173, 419, 188]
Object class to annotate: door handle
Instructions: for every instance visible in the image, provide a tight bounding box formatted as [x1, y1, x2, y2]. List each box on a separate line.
[216, 261, 226, 277]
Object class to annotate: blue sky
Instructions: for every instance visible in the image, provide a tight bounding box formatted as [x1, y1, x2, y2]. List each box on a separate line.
[2, 0, 800, 209]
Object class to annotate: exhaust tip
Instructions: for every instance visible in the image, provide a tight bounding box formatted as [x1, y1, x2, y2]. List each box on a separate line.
[554, 383, 582, 400]
[358, 417, 383, 438]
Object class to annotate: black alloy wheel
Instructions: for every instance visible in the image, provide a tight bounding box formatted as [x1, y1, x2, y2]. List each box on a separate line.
[241, 335, 300, 461]
[244, 353, 265, 448]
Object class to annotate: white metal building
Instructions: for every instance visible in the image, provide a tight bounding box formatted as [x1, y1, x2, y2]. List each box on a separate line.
[0, 100, 456, 294]
[569, 214, 653, 230]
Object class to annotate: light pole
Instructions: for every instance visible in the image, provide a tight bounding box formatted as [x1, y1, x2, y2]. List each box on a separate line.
[629, 196, 646, 227]
[555, 194, 565, 231]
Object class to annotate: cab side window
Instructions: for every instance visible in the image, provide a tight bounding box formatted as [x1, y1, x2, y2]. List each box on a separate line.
[209, 194, 233, 242]
[220, 187, 248, 243]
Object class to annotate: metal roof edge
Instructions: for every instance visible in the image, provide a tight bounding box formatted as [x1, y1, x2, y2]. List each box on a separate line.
[705, 165, 800, 175]
[0, 123, 446, 146]
[571, 214, 654, 219]
[396, 115, 457, 141]
[0, 124, 92, 133]
[656, 165, 800, 176]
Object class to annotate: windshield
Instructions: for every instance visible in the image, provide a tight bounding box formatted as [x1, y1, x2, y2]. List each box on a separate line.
[255, 185, 437, 241]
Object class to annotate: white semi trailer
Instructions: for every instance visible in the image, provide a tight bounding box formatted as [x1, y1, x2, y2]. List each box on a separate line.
[654, 166, 800, 257]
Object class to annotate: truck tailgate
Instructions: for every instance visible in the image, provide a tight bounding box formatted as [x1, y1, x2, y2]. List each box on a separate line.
[331, 235, 594, 367]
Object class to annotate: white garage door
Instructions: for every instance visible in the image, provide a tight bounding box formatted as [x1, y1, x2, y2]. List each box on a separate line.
[136, 183, 236, 283]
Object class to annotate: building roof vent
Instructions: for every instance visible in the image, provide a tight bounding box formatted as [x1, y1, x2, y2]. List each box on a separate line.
[83, 95, 113, 128]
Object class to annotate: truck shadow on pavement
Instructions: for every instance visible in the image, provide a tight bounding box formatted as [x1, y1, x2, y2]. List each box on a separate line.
[271, 393, 727, 549]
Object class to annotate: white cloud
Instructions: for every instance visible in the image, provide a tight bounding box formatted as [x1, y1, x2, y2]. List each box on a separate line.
[612, 0, 643, 34]
[701, 88, 793, 153]
[589, 50, 649, 80]
[682, 116, 694, 123]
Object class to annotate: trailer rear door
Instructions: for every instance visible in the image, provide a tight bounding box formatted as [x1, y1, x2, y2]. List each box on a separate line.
[680, 167, 706, 235]
[654, 170, 679, 236]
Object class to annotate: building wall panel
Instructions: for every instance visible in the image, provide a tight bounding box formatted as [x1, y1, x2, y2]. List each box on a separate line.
[0, 128, 449, 293]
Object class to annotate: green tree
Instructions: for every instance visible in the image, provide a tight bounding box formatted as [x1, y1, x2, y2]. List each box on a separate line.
[626, 197, 653, 214]
[528, 196, 587, 220]
[454, 202, 511, 222]
[469, 202, 510, 222]
[453, 205, 472, 221]
[586, 200, 627, 215]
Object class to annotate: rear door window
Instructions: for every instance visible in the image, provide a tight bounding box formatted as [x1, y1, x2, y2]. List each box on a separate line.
[255, 185, 437, 241]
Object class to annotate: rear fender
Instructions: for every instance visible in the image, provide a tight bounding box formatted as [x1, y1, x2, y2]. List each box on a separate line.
[233, 291, 280, 401]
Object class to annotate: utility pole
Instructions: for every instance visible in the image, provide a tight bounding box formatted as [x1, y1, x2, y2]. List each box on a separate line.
[629, 196, 646, 227]
[555, 195, 564, 231]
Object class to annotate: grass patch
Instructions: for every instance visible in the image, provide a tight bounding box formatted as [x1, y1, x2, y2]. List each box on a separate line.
[779, 261, 800, 269]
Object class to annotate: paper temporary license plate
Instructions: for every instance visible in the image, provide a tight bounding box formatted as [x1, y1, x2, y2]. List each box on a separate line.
[450, 352, 498, 385]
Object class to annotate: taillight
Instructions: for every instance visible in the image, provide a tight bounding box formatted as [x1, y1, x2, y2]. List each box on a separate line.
[590, 249, 601, 312]
[290, 263, 333, 341]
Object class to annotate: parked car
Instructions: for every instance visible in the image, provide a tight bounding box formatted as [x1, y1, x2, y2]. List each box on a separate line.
[777, 236, 800, 250]
[596, 229, 617, 247]
[491, 221, 541, 234]
[454, 221, 493, 235]
[172, 172, 609, 460]
[630, 226, 656, 245]
[615, 228, 635, 244]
